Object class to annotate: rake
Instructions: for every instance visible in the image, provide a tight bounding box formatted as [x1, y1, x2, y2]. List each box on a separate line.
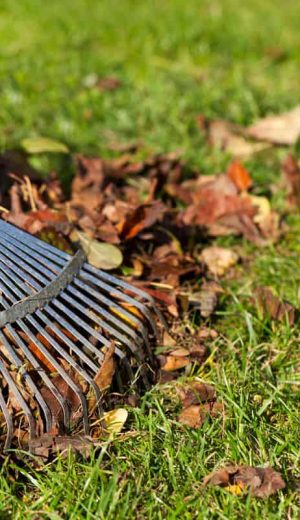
[0, 219, 162, 450]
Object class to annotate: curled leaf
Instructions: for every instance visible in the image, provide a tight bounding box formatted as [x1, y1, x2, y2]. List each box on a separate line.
[70, 230, 123, 270]
[103, 408, 128, 435]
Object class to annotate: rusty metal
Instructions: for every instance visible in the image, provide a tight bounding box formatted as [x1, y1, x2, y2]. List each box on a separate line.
[0, 220, 161, 449]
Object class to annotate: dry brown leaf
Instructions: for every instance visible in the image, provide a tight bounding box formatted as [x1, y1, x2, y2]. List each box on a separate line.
[247, 106, 300, 145]
[159, 355, 190, 372]
[189, 281, 224, 317]
[177, 381, 221, 428]
[254, 286, 296, 325]
[200, 246, 238, 276]
[282, 154, 300, 206]
[177, 382, 216, 407]
[29, 434, 95, 459]
[203, 118, 268, 158]
[178, 405, 205, 428]
[203, 465, 286, 498]
[94, 343, 116, 392]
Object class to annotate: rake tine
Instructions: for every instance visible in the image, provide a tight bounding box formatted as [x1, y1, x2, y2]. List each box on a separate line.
[0, 264, 104, 420]
[0, 250, 103, 359]
[0, 242, 141, 363]
[0, 219, 162, 446]
[0, 329, 52, 433]
[0, 231, 152, 343]
[0, 282, 71, 431]
[0, 360, 36, 441]
[2, 231, 150, 355]
[0, 260, 100, 373]
[0, 389, 13, 450]
[0, 247, 116, 355]
[0, 222, 164, 330]
[0, 270, 96, 434]
[3, 323, 70, 431]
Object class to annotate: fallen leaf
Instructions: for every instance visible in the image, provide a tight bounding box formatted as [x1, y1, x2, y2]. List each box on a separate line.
[200, 118, 268, 158]
[177, 381, 222, 428]
[29, 434, 94, 459]
[189, 281, 224, 317]
[103, 408, 128, 434]
[243, 194, 271, 225]
[200, 246, 238, 276]
[94, 344, 116, 392]
[177, 382, 216, 407]
[159, 355, 190, 372]
[282, 154, 300, 206]
[227, 160, 252, 191]
[21, 137, 69, 154]
[118, 201, 167, 240]
[224, 484, 244, 495]
[178, 405, 205, 428]
[97, 76, 121, 91]
[247, 106, 300, 145]
[203, 465, 286, 498]
[254, 286, 296, 325]
[70, 230, 123, 270]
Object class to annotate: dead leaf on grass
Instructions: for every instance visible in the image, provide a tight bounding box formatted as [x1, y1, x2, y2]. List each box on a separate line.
[254, 286, 296, 325]
[189, 281, 224, 317]
[29, 434, 95, 459]
[200, 246, 238, 277]
[247, 106, 300, 145]
[282, 154, 300, 206]
[159, 355, 190, 372]
[203, 464, 286, 498]
[103, 408, 128, 435]
[199, 118, 269, 158]
[177, 381, 222, 428]
[227, 160, 252, 191]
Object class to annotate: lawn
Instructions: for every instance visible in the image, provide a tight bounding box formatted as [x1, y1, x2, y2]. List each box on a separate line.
[0, 0, 300, 518]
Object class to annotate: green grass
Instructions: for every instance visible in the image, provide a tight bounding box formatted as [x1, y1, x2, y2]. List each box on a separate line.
[1, 0, 300, 518]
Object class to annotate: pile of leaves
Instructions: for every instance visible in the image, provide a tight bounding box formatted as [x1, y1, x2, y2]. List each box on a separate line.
[1, 150, 282, 322]
[0, 130, 296, 492]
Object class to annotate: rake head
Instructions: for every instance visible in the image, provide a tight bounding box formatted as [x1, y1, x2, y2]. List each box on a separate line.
[0, 220, 162, 450]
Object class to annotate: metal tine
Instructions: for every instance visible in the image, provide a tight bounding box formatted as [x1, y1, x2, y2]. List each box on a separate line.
[85, 265, 167, 328]
[0, 234, 149, 355]
[0, 272, 103, 419]
[0, 360, 36, 441]
[0, 251, 105, 365]
[3, 230, 152, 342]
[0, 284, 71, 431]
[0, 280, 89, 433]
[0, 271, 95, 434]
[0, 232, 159, 362]
[0, 266, 104, 416]
[0, 261, 100, 374]
[0, 329, 52, 432]
[0, 239, 140, 360]
[0, 246, 127, 363]
[0, 314, 71, 431]
[79, 270, 158, 342]
[0, 223, 163, 329]
[0, 390, 13, 449]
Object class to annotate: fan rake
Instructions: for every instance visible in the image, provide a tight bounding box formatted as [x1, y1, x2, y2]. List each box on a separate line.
[0, 220, 162, 450]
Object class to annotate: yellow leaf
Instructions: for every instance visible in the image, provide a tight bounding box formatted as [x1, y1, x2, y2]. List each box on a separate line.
[103, 408, 128, 434]
[224, 484, 244, 496]
[242, 193, 271, 224]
